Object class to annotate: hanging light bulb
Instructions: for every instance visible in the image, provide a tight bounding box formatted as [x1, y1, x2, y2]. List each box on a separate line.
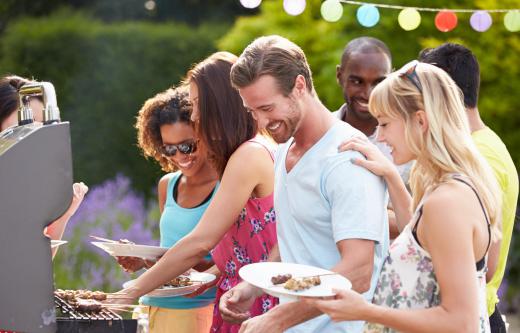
[504, 10, 520, 32]
[240, 0, 262, 9]
[357, 4, 380, 27]
[470, 11, 492, 32]
[283, 0, 306, 16]
[435, 10, 458, 32]
[398, 8, 421, 31]
[144, 0, 156, 11]
[321, 0, 343, 22]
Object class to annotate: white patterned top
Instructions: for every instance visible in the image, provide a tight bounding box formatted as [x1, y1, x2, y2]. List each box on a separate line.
[365, 177, 490, 333]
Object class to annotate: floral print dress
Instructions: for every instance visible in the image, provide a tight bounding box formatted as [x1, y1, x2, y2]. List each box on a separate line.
[365, 178, 490, 333]
[210, 137, 278, 333]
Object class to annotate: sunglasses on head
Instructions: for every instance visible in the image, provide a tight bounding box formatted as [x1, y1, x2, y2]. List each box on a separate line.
[397, 60, 423, 93]
[161, 140, 198, 157]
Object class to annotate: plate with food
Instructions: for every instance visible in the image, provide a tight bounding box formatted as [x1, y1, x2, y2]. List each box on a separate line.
[123, 271, 216, 297]
[51, 240, 68, 249]
[91, 240, 168, 260]
[239, 262, 351, 300]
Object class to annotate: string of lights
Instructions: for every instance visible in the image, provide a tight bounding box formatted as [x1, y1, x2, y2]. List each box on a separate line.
[238, 0, 520, 32]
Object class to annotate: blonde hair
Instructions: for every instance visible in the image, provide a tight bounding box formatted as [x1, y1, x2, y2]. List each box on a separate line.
[369, 62, 501, 240]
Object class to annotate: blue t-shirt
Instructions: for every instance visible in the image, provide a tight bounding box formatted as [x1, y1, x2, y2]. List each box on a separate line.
[274, 120, 389, 333]
[140, 172, 218, 309]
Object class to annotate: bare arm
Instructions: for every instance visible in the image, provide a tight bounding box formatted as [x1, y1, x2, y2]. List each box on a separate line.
[486, 233, 501, 281]
[258, 239, 375, 331]
[219, 244, 280, 323]
[387, 208, 400, 239]
[116, 175, 171, 273]
[384, 168, 412, 231]
[310, 183, 486, 333]
[157, 173, 170, 213]
[245, 154, 385, 331]
[267, 244, 280, 262]
[124, 143, 273, 299]
[45, 182, 88, 257]
[367, 184, 484, 332]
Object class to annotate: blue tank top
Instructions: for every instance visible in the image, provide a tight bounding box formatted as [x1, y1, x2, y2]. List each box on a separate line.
[140, 171, 218, 309]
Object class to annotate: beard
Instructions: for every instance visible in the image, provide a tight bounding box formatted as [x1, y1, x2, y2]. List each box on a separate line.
[268, 119, 296, 143]
[268, 100, 300, 143]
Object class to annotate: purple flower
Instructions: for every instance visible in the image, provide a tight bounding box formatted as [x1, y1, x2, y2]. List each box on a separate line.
[250, 218, 264, 236]
[262, 297, 272, 313]
[417, 257, 433, 273]
[225, 260, 237, 276]
[53, 174, 159, 292]
[264, 208, 276, 224]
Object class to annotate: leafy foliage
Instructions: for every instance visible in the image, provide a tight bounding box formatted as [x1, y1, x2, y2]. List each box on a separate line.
[0, 0, 255, 32]
[52, 174, 160, 291]
[218, 0, 520, 309]
[0, 10, 225, 196]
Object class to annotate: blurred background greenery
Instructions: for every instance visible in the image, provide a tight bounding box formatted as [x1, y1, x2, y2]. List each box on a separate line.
[1, 0, 518, 314]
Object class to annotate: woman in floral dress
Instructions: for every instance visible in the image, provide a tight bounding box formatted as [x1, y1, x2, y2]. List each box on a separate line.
[118, 52, 278, 333]
[308, 62, 501, 332]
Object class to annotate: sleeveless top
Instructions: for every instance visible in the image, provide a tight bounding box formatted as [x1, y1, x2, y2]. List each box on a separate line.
[140, 171, 218, 309]
[365, 175, 491, 333]
[210, 136, 279, 333]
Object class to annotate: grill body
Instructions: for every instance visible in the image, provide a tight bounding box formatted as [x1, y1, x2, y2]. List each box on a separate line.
[0, 123, 73, 332]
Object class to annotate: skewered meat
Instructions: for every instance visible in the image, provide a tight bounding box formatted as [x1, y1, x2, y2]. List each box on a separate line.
[90, 291, 107, 301]
[165, 275, 192, 287]
[55, 289, 107, 301]
[271, 274, 292, 285]
[55, 289, 107, 313]
[74, 298, 103, 312]
[77, 290, 107, 301]
[283, 276, 321, 291]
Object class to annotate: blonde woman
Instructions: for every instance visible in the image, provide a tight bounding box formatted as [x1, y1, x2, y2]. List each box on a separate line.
[307, 61, 501, 333]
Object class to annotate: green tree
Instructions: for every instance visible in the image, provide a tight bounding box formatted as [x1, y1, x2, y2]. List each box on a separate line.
[219, 0, 519, 192]
[0, 0, 256, 32]
[218, 0, 520, 308]
[0, 10, 226, 195]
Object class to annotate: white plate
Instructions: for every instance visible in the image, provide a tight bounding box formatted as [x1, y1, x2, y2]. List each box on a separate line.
[239, 262, 352, 301]
[91, 241, 168, 260]
[51, 240, 68, 249]
[123, 272, 216, 298]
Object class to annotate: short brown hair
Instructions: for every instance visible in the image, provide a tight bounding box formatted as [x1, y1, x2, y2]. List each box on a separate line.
[186, 51, 256, 177]
[230, 35, 313, 96]
[135, 86, 192, 172]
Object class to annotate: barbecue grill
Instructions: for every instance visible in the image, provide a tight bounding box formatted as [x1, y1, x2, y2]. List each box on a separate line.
[0, 81, 137, 333]
[54, 295, 137, 333]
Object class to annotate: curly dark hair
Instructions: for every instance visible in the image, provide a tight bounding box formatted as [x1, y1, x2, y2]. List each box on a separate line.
[135, 86, 192, 172]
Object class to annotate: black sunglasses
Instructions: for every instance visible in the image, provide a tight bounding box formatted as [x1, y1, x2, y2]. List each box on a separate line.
[397, 60, 423, 93]
[161, 140, 198, 157]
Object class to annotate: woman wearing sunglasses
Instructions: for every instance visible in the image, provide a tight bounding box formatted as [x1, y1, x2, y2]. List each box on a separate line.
[119, 86, 219, 333]
[117, 52, 278, 333]
[306, 62, 501, 333]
